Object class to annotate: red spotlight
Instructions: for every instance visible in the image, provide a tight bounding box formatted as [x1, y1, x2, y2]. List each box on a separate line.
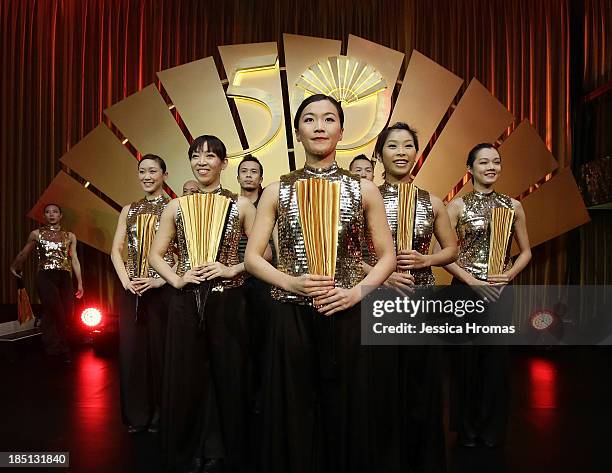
[81, 307, 103, 328]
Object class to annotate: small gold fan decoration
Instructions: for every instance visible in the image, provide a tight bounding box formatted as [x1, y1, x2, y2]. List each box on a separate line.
[178, 193, 231, 267]
[135, 214, 158, 277]
[487, 207, 515, 275]
[295, 56, 387, 105]
[296, 178, 340, 277]
[396, 182, 418, 253]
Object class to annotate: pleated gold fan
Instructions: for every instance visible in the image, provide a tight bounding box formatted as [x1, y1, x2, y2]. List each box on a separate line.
[296, 178, 340, 277]
[396, 183, 418, 274]
[135, 213, 158, 277]
[487, 207, 515, 275]
[178, 193, 231, 268]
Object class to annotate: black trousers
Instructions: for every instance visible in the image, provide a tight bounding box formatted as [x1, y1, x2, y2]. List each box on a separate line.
[35, 269, 73, 355]
[244, 277, 272, 405]
[369, 345, 402, 473]
[449, 278, 510, 444]
[400, 346, 446, 473]
[119, 284, 170, 429]
[261, 301, 379, 473]
[162, 286, 249, 473]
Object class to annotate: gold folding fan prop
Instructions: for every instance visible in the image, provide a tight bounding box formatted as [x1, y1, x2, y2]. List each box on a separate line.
[396, 182, 418, 273]
[296, 178, 340, 277]
[487, 207, 515, 276]
[135, 213, 159, 277]
[178, 193, 231, 267]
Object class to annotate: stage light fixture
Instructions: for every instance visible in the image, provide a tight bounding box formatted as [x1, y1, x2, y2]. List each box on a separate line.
[530, 309, 556, 331]
[81, 307, 103, 328]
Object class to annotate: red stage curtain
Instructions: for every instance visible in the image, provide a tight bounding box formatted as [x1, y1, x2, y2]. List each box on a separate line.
[1, 0, 609, 310]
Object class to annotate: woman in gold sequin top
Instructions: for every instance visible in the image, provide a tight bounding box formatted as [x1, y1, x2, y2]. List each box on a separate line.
[443, 143, 532, 448]
[10, 203, 83, 360]
[149, 135, 256, 473]
[368, 122, 457, 473]
[365, 122, 457, 286]
[245, 95, 396, 473]
[110, 154, 174, 435]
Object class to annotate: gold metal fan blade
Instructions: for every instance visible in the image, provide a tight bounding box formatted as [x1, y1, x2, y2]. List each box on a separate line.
[414, 79, 514, 198]
[27, 172, 119, 255]
[104, 84, 191, 195]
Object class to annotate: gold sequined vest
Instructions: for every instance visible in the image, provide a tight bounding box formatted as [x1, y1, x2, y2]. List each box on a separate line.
[456, 190, 515, 281]
[37, 227, 72, 272]
[367, 182, 436, 286]
[125, 195, 174, 279]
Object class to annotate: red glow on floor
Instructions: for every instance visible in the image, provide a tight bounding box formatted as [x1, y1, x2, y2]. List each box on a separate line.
[528, 358, 558, 409]
[72, 350, 116, 462]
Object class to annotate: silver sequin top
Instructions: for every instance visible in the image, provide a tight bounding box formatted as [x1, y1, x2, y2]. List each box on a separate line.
[272, 161, 365, 305]
[125, 195, 174, 279]
[37, 227, 72, 272]
[456, 190, 515, 281]
[175, 187, 245, 291]
[367, 182, 436, 286]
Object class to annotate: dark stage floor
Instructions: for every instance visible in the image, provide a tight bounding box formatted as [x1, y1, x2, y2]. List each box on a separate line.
[1, 344, 611, 473]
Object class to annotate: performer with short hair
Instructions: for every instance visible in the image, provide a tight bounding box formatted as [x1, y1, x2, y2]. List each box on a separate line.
[236, 154, 264, 205]
[149, 135, 256, 473]
[236, 154, 273, 425]
[182, 179, 200, 196]
[348, 153, 375, 181]
[11, 203, 84, 362]
[244, 94, 396, 473]
[236, 154, 270, 262]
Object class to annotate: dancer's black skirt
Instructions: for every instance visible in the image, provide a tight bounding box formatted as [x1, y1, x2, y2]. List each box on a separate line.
[260, 300, 400, 473]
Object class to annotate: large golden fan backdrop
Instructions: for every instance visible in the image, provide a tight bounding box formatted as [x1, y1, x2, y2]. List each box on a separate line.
[3, 0, 609, 309]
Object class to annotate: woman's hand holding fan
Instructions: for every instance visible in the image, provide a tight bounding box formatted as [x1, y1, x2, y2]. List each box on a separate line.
[314, 286, 361, 316]
[175, 266, 208, 289]
[396, 249, 430, 271]
[132, 276, 166, 294]
[383, 271, 415, 297]
[201, 261, 237, 280]
[289, 274, 335, 298]
[487, 273, 512, 284]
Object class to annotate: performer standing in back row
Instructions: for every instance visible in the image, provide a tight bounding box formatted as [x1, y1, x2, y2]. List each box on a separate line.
[149, 135, 256, 473]
[10, 203, 84, 362]
[236, 155, 273, 421]
[244, 94, 396, 473]
[367, 122, 457, 473]
[442, 143, 532, 448]
[110, 154, 175, 435]
[348, 153, 375, 181]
